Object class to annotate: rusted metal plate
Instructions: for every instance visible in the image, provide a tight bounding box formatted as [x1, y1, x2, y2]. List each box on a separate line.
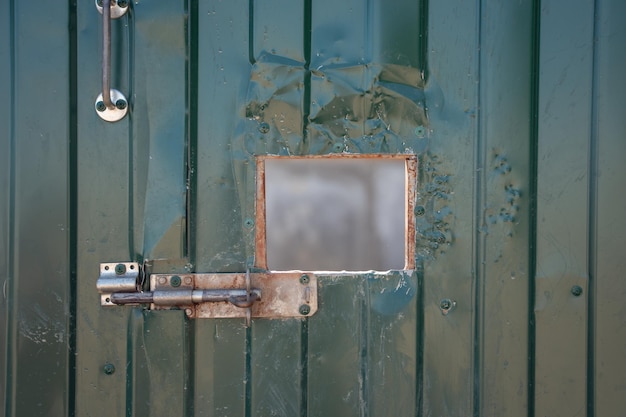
[150, 272, 318, 319]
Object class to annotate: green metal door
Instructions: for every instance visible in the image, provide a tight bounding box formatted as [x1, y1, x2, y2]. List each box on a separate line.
[2, 0, 626, 416]
[77, 1, 423, 415]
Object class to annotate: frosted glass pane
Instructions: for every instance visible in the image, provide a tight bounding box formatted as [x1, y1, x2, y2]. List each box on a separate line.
[264, 159, 406, 271]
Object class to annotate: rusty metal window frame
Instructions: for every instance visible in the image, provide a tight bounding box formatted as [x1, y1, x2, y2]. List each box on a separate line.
[255, 154, 417, 271]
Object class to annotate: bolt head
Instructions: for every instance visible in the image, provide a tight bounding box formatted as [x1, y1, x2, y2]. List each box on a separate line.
[115, 99, 127, 110]
[299, 304, 311, 315]
[185, 308, 193, 317]
[415, 206, 425, 216]
[300, 274, 310, 285]
[96, 101, 106, 112]
[170, 275, 182, 287]
[439, 299, 456, 315]
[571, 285, 583, 297]
[258, 122, 270, 134]
[117, 0, 128, 7]
[114, 263, 126, 275]
[103, 363, 115, 375]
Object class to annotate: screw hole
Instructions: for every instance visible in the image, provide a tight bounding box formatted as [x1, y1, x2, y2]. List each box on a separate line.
[571, 285, 583, 297]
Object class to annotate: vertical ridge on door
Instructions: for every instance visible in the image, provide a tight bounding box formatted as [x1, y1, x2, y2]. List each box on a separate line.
[535, 1, 594, 415]
[422, 0, 478, 414]
[476, 1, 535, 415]
[593, 0, 626, 414]
[193, 1, 252, 414]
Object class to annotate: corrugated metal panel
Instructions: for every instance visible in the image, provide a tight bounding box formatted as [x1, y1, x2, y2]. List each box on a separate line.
[593, 2, 626, 414]
[535, 0, 594, 414]
[1, 0, 625, 416]
[0, 1, 74, 416]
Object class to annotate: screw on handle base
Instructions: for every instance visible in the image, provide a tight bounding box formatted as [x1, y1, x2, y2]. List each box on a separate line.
[95, 89, 128, 122]
[95, 0, 129, 19]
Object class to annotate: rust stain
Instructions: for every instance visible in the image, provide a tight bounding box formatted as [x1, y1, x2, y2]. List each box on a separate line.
[255, 158, 268, 269]
[405, 156, 418, 270]
[259, 153, 414, 160]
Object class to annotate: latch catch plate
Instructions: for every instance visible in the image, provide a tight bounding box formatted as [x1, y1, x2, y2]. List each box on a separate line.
[96, 262, 141, 306]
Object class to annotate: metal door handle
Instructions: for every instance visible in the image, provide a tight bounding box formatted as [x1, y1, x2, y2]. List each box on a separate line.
[94, 0, 129, 122]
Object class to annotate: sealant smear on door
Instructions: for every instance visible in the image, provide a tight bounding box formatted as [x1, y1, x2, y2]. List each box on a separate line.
[236, 57, 428, 156]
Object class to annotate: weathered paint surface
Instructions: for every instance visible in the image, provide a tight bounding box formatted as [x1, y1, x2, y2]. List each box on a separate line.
[1, 0, 625, 416]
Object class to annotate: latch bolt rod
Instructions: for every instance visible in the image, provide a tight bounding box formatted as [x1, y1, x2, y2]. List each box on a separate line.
[110, 288, 261, 308]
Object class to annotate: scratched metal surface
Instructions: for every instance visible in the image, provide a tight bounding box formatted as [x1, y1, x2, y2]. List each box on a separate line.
[1, 0, 625, 416]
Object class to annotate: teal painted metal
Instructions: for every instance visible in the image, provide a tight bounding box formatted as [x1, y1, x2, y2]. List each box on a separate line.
[1, 0, 625, 416]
